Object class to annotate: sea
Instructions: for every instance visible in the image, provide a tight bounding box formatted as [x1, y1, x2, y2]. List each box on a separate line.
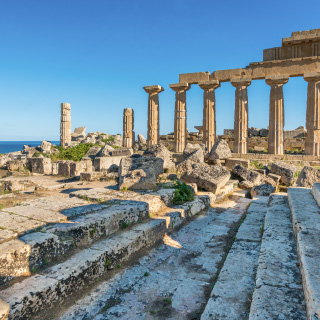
[0, 141, 60, 154]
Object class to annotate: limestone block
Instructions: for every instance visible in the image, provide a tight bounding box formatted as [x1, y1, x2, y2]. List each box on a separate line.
[40, 140, 52, 153]
[119, 156, 164, 190]
[297, 166, 320, 188]
[181, 162, 230, 194]
[270, 162, 296, 186]
[143, 144, 174, 171]
[94, 156, 124, 172]
[250, 184, 276, 197]
[56, 160, 74, 177]
[110, 148, 133, 157]
[99, 145, 114, 157]
[28, 158, 52, 175]
[0, 299, 9, 320]
[6, 160, 25, 171]
[232, 165, 262, 186]
[208, 139, 232, 160]
[84, 146, 102, 159]
[74, 127, 86, 136]
[183, 143, 204, 158]
[225, 158, 250, 170]
[137, 134, 147, 145]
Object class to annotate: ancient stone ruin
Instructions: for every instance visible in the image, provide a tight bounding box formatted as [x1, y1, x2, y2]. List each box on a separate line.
[1, 29, 320, 320]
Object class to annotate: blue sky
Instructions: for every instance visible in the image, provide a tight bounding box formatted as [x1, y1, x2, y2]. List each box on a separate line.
[0, 0, 319, 141]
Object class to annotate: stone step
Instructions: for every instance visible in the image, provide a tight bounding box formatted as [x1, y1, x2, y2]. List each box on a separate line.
[0, 201, 148, 285]
[54, 197, 251, 320]
[311, 182, 320, 207]
[69, 187, 176, 214]
[249, 193, 307, 319]
[200, 196, 268, 320]
[288, 187, 320, 319]
[0, 195, 210, 320]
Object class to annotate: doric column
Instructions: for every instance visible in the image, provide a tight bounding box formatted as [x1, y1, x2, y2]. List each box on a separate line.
[198, 80, 220, 151]
[169, 83, 191, 153]
[60, 103, 71, 148]
[143, 85, 164, 146]
[304, 72, 320, 156]
[231, 78, 252, 154]
[123, 108, 134, 148]
[266, 75, 289, 155]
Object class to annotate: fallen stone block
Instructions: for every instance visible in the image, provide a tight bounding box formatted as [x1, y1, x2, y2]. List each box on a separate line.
[270, 162, 296, 186]
[297, 166, 320, 188]
[250, 184, 276, 197]
[94, 156, 124, 172]
[181, 162, 230, 194]
[232, 165, 261, 186]
[208, 139, 231, 160]
[119, 156, 164, 190]
[143, 144, 174, 171]
[225, 158, 249, 170]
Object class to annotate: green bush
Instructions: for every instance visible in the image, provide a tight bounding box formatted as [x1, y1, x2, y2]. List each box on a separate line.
[172, 180, 194, 205]
[101, 137, 115, 143]
[56, 143, 95, 161]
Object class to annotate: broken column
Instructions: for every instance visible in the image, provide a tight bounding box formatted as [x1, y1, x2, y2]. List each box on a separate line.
[266, 75, 289, 155]
[169, 83, 191, 153]
[198, 80, 220, 151]
[143, 85, 164, 146]
[231, 78, 252, 154]
[60, 103, 71, 148]
[304, 72, 320, 156]
[123, 108, 134, 148]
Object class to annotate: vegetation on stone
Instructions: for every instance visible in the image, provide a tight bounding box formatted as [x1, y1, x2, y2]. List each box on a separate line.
[172, 180, 194, 204]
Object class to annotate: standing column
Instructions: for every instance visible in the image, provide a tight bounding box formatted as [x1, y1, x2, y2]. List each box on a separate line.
[60, 103, 71, 148]
[198, 80, 220, 151]
[123, 108, 134, 148]
[304, 72, 320, 156]
[169, 83, 191, 153]
[266, 75, 289, 155]
[143, 85, 164, 146]
[231, 78, 252, 154]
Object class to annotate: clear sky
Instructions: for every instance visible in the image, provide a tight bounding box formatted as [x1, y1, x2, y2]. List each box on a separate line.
[0, 0, 319, 141]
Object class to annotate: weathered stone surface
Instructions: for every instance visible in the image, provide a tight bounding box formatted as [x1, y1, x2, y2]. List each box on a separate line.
[201, 241, 260, 320]
[0, 299, 9, 320]
[181, 162, 230, 193]
[225, 158, 250, 169]
[250, 184, 276, 197]
[137, 134, 146, 145]
[123, 108, 134, 148]
[288, 188, 320, 319]
[27, 158, 52, 174]
[74, 127, 86, 136]
[110, 148, 133, 157]
[183, 143, 203, 158]
[267, 172, 281, 184]
[60, 103, 71, 148]
[297, 166, 320, 188]
[232, 165, 261, 185]
[143, 144, 174, 171]
[6, 160, 25, 171]
[176, 148, 205, 174]
[239, 180, 254, 189]
[119, 156, 164, 190]
[208, 139, 231, 160]
[98, 145, 114, 157]
[270, 162, 296, 185]
[94, 156, 124, 172]
[40, 140, 52, 153]
[249, 194, 307, 320]
[85, 146, 102, 159]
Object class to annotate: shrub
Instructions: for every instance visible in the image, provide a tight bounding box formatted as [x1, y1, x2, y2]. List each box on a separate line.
[172, 180, 194, 204]
[101, 137, 115, 143]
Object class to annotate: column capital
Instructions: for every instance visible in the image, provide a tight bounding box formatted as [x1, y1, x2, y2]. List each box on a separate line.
[304, 72, 320, 82]
[198, 80, 220, 90]
[265, 75, 289, 86]
[231, 77, 252, 88]
[169, 82, 191, 92]
[143, 85, 164, 94]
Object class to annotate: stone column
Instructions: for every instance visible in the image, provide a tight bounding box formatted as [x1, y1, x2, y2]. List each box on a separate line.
[231, 78, 252, 154]
[123, 108, 134, 148]
[198, 80, 220, 151]
[304, 72, 320, 156]
[143, 85, 164, 146]
[169, 83, 191, 153]
[266, 75, 289, 155]
[60, 103, 71, 148]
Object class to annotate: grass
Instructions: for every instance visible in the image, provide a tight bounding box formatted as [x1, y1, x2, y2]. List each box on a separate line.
[101, 137, 115, 143]
[251, 160, 264, 169]
[172, 180, 194, 205]
[34, 143, 100, 162]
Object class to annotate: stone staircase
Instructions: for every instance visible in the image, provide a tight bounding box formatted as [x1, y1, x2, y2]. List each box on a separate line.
[1, 184, 320, 319]
[0, 186, 212, 320]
